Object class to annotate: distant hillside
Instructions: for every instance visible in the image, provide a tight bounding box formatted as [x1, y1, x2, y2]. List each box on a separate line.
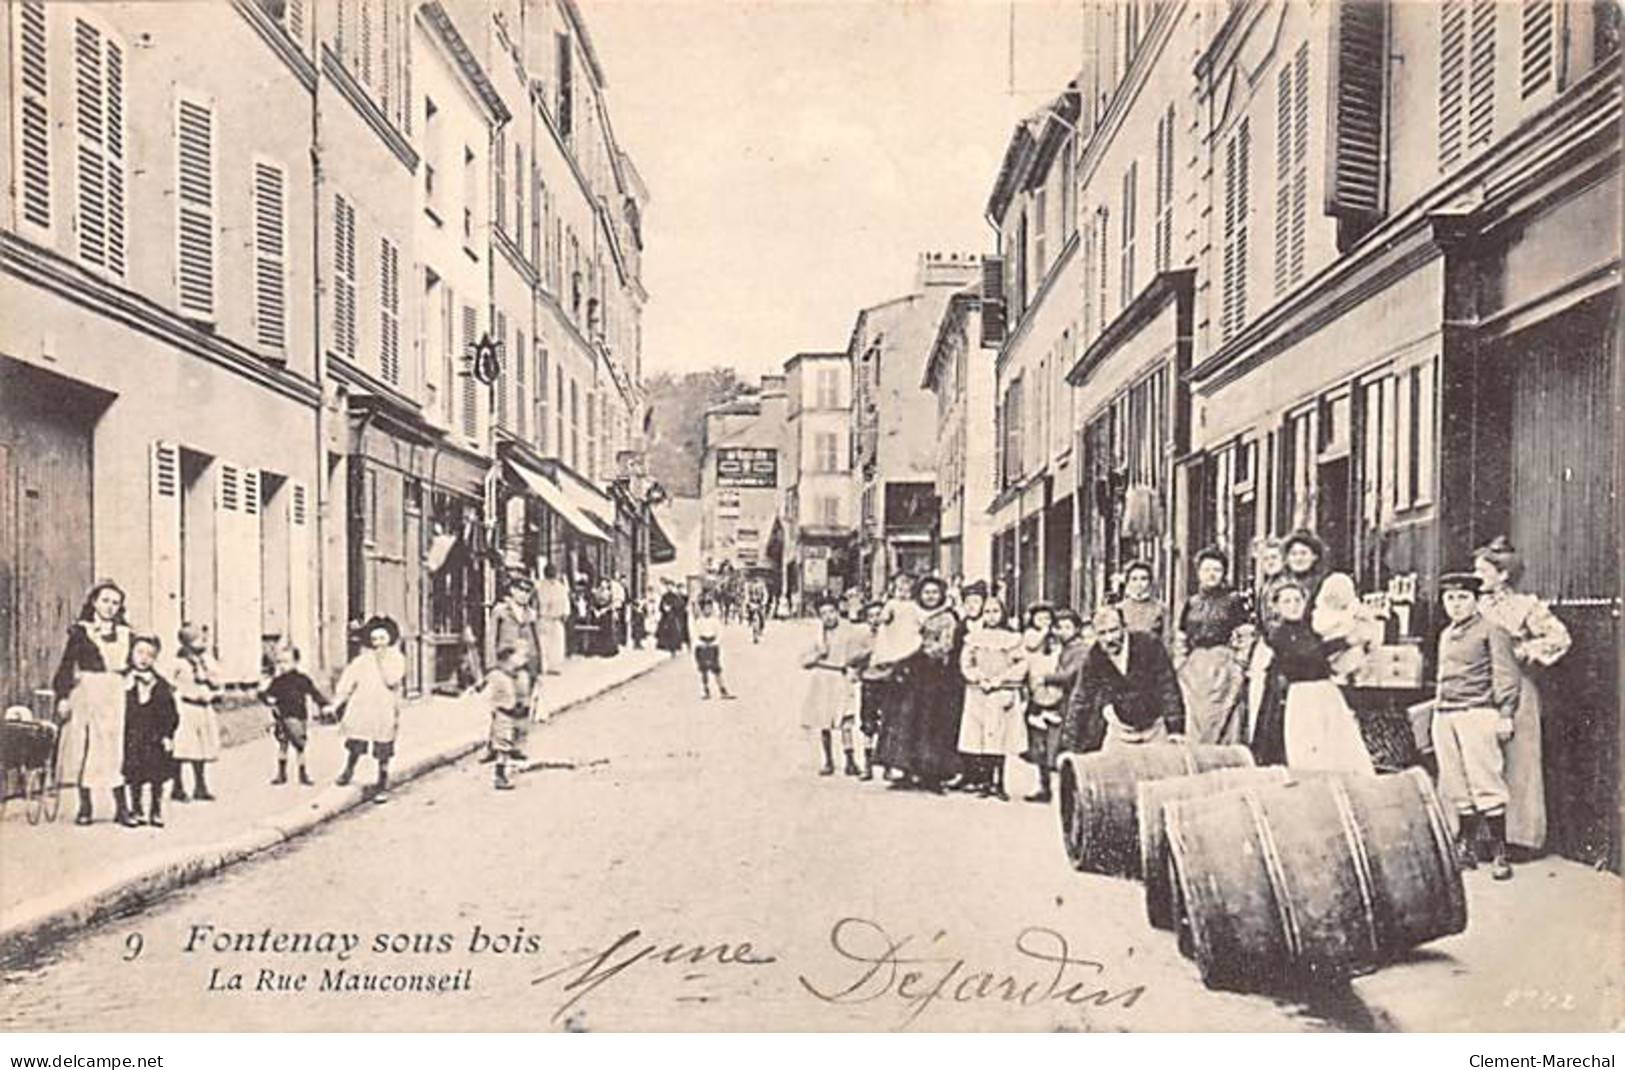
[644, 367, 750, 497]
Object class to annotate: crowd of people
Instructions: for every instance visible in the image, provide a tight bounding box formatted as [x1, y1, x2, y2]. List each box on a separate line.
[794, 531, 1570, 880]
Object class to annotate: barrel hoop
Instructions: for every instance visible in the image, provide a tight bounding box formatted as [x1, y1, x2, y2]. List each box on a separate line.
[1243, 790, 1303, 967]
[1330, 779, 1383, 958]
[1407, 766, 1469, 933]
[1178, 742, 1199, 778]
[1162, 804, 1212, 975]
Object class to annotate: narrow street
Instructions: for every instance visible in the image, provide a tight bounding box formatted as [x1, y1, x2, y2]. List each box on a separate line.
[2, 622, 1345, 1032]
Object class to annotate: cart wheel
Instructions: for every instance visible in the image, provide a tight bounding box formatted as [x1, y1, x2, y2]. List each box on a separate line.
[41, 759, 61, 823]
[25, 767, 46, 825]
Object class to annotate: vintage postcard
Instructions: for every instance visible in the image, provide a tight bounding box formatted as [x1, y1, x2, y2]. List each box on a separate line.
[0, 0, 1620, 1037]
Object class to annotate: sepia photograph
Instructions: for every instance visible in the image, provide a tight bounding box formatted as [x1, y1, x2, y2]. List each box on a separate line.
[0, 0, 1621, 1046]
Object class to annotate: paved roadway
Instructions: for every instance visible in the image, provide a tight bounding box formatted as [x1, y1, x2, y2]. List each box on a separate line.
[1, 622, 1349, 1032]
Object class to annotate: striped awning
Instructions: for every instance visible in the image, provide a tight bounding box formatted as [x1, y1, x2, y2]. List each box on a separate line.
[503, 461, 611, 542]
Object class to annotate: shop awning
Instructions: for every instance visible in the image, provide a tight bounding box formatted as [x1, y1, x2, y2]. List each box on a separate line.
[504, 461, 611, 542]
[648, 512, 676, 564]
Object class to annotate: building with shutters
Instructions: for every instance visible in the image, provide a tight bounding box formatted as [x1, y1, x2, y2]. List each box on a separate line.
[0, 0, 323, 698]
[921, 290, 996, 587]
[849, 254, 981, 596]
[782, 351, 855, 608]
[983, 90, 1084, 620]
[697, 378, 788, 585]
[1177, 0, 1619, 867]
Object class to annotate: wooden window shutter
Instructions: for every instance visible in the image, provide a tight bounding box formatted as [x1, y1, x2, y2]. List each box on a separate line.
[74, 19, 124, 276]
[1467, 0, 1496, 151]
[1326, 0, 1388, 235]
[360, 0, 373, 86]
[516, 331, 528, 441]
[495, 310, 508, 427]
[253, 161, 288, 352]
[1439, 0, 1467, 170]
[288, 480, 314, 658]
[1521, 0, 1555, 98]
[979, 255, 1006, 349]
[1120, 161, 1136, 309]
[285, 0, 304, 47]
[334, 193, 357, 360]
[1154, 105, 1174, 274]
[1290, 44, 1308, 284]
[175, 94, 216, 318]
[17, 0, 51, 232]
[379, 236, 400, 384]
[150, 441, 182, 651]
[495, 129, 507, 232]
[1274, 62, 1294, 296]
[462, 305, 478, 439]
[1222, 119, 1250, 341]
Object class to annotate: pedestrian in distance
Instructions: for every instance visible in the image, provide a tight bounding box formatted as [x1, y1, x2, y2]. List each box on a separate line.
[259, 643, 327, 787]
[800, 596, 866, 777]
[1433, 571, 1522, 880]
[956, 597, 1028, 800]
[120, 633, 178, 828]
[656, 582, 688, 656]
[1267, 583, 1375, 776]
[52, 579, 135, 827]
[483, 644, 528, 791]
[692, 599, 734, 700]
[1472, 536, 1571, 858]
[327, 615, 406, 803]
[169, 622, 222, 804]
[852, 598, 886, 780]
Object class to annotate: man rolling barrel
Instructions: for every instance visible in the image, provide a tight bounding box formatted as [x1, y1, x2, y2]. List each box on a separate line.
[1060, 604, 1186, 754]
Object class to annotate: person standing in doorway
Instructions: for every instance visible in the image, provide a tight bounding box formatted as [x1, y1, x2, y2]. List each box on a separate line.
[609, 572, 629, 649]
[328, 616, 407, 803]
[169, 623, 221, 804]
[1473, 536, 1569, 862]
[52, 580, 135, 827]
[536, 564, 571, 674]
[1176, 548, 1249, 744]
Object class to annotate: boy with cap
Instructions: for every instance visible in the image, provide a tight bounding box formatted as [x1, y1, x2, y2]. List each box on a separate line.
[1434, 571, 1522, 880]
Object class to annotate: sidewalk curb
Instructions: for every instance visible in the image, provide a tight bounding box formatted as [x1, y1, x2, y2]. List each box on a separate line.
[0, 655, 667, 968]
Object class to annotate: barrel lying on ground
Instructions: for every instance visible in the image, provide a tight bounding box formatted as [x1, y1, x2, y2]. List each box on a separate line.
[1055, 743, 1254, 875]
[1163, 767, 1466, 991]
[1137, 765, 1295, 931]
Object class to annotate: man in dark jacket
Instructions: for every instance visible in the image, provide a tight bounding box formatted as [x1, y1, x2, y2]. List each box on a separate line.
[1061, 605, 1186, 754]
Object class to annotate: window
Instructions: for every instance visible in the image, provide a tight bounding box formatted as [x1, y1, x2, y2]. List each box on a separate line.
[556, 365, 565, 460]
[174, 92, 214, 315]
[462, 144, 475, 241]
[1221, 118, 1251, 342]
[536, 346, 550, 453]
[815, 431, 840, 473]
[1034, 188, 1048, 276]
[461, 304, 477, 439]
[1002, 376, 1025, 487]
[440, 284, 454, 425]
[1520, 0, 1555, 97]
[569, 378, 580, 470]
[1154, 105, 1174, 274]
[1274, 44, 1309, 297]
[333, 193, 357, 360]
[514, 143, 524, 245]
[586, 387, 597, 479]
[75, 17, 126, 277]
[16, 0, 51, 233]
[819, 496, 840, 528]
[1440, 0, 1497, 172]
[816, 367, 840, 408]
[379, 237, 400, 384]
[494, 128, 506, 232]
[1081, 217, 1095, 341]
[1327, 1, 1388, 230]
[516, 331, 528, 440]
[556, 34, 574, 138]
[252, 161, 288, 352]
[1096, 207, 1110, 333]
[359, 0, 373, 86]
[531, 167, 543, 266]
[1061, 135, 1076, 241]
[1120, 160, 1137, 309]
[494, 310, 508, 427]
[1359, 359, 1438, 527]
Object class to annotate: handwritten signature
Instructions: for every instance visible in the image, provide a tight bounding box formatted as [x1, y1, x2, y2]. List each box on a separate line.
[798, 917, 1146, 1028]
[531, 929, 776, 1022]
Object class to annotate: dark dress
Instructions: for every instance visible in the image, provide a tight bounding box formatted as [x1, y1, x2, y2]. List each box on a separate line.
[876, 648, 961, 781]
[1250, 570, 1326, 765]
[262, 669, 328, 749]
[122, 674, 179, 785]
[656, 592, 689, 653]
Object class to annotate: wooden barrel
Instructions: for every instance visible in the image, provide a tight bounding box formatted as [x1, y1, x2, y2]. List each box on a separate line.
[1137, 765, 1294, 931]
[1055, 743, 1254, 875]
[1164, 767, 1466, 991]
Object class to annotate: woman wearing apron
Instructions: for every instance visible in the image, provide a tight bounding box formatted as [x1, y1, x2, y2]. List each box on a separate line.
[52, 580, 135, 826]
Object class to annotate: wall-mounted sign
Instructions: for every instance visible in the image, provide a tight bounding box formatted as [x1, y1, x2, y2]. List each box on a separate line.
[717, 447, 778, 488]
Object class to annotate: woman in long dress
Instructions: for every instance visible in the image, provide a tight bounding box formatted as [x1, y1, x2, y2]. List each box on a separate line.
[656, 585, 688, 655]
[52, 580, 135, 826]
[1474, 536, 1571, 856]
[536, 565, 571, 673]
[957, 597, 1028, 800]
[328, 615, 407, 802]
[799, 596, 867, 777]
[876, 576, 961, 791]
[1246, 536, 1290, 761]
[1268, 582, 1375, 774]
[169, 623, 222, 802]
[1176, 547, 1248, 744]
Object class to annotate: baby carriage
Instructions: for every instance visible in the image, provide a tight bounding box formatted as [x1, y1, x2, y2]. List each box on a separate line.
[1, 700, 62, 825]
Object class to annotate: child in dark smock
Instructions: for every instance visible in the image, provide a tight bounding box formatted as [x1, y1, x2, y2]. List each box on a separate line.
[260, 644, 328, 786]
[122, 634, 178, 828]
